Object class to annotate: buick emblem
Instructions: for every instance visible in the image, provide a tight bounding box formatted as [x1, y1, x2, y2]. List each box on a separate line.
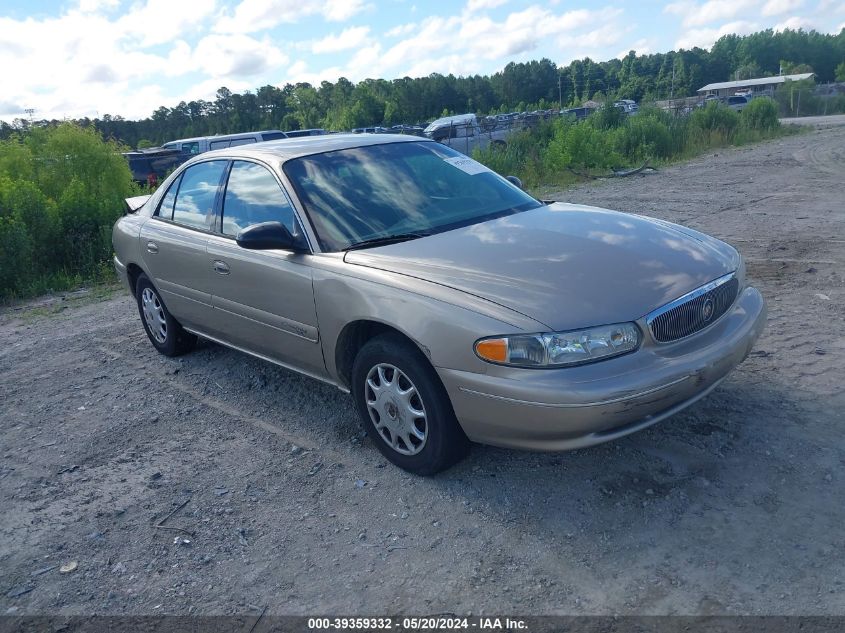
[702, 298, 715, 322]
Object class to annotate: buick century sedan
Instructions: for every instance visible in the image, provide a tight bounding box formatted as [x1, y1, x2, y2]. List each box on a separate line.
[113, 135, 766, 474]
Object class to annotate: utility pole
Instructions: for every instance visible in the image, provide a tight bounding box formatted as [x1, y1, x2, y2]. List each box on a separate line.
[671, 65, 675, 100]
[24, 108, 34, 124]
[558, 74, 562, 109]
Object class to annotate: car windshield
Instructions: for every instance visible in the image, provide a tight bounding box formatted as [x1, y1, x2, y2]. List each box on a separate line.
[283, 141, 541, 252]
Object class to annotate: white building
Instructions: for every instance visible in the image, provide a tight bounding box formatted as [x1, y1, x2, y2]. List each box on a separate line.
[697, 73, 815, 98]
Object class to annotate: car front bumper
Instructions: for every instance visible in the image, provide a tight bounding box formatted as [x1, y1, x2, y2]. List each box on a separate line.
[438, 286, 766, 451]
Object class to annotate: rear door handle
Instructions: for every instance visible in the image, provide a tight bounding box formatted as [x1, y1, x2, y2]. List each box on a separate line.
[146, 241, 158, 254]
[213, 260, 230, 275]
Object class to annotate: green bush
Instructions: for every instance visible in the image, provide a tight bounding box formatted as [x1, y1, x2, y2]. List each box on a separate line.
[473, 120, 555, 186]
[741, 97, 780, 131]
[590, 103, 626, 130]
[614, 114, 672, 162]
[545, 118, 623, 171]
[689, 102, 740, 136]
[0, 123, 134, 299]
[0, 215, 33, 295]
[474, 99, 788, 189]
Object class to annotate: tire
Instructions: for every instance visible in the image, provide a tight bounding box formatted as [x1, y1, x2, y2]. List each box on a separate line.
[135, 273, 197, 357]
[351, 333, 469, 475]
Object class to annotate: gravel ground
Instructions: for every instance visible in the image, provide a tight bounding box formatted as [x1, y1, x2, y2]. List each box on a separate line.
[1, 126, 844, 616]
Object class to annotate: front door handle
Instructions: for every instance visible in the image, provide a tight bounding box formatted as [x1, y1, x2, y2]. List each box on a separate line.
[146, 241, 158, 254]
[213, 260, 230, 275]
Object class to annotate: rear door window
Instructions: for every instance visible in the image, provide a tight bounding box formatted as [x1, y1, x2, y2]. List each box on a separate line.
[156, 174, 181, 220]
[171, 161, 228, 231]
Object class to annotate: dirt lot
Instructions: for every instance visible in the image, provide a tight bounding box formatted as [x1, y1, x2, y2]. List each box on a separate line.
[2, 126, 844, 617]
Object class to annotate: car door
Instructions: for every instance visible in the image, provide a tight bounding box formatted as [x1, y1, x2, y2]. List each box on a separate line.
[139, 160, 228, 331]
[205, 159, 326, 378]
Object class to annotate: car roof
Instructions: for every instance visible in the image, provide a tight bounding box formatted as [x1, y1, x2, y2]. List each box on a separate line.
[197, 133, 431, 163]
[164, 130, 286, 144]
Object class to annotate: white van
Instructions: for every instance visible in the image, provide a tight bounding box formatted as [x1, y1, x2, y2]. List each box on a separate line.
[161, 130, 288, 155]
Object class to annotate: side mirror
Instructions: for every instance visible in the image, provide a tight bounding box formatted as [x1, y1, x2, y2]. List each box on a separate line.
[236, 222, 307, 252]
[505, 175, 524, 190]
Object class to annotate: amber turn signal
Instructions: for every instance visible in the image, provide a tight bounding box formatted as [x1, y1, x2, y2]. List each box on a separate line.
[475, 338, 508, 363]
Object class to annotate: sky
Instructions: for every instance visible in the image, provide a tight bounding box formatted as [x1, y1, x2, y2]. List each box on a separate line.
[1, 0, 843, 123]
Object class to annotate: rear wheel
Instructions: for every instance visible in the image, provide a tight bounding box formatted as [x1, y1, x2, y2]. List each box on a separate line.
[352, 333, 469, 475]
[135, 274, 196, 357]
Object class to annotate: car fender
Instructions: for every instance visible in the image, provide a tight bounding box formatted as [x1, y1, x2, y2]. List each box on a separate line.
[311, 263, 546, 384]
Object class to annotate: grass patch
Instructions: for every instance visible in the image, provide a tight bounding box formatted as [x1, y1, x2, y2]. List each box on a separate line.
[475, 98, 794, 191]
[0, 262, 122, 319]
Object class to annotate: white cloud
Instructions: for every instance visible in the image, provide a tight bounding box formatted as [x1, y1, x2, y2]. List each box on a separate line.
[3, 0, 831, 124]
[77, 0, 120, 12]
[762, 0, 804, 16]
[466, 0, 508, 11]
[773, 14, 815, 28]
[214, 0, 366, 33]
[192, 34, 288, 77]
[385, 22, 417, 37]
[816, 0, 845, 13]
[665, 0, 760, 27]
[616, 38, 654, 58]
[322, 0, 368, 21]
[381, 5, 622, 73]
[117, 0, 217, 46]
[675, 19, 759, 48]
[279, 4, 629, 84]
[312, 26, 371, 53]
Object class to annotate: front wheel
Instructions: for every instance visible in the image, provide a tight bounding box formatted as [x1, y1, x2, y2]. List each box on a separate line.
[352, 333, 469, 475]
[135, 273, 197, 357]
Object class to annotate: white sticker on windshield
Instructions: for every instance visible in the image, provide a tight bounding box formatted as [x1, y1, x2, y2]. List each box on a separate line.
[443, 156, 491, 175]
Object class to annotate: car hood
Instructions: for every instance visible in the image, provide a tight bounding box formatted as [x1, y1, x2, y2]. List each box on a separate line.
[343, 202, 740, 332]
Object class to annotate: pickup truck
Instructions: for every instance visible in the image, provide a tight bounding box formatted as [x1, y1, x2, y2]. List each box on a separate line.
[423, 114, 511, 155]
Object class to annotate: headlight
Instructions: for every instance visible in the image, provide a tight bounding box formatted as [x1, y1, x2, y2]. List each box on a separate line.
[474, 322, 641, 368]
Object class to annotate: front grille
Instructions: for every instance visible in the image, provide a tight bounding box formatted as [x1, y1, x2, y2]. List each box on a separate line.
[648, 274, 739, 343]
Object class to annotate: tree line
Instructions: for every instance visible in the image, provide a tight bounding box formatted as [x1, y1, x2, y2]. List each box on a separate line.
[1, 27, 844, 149]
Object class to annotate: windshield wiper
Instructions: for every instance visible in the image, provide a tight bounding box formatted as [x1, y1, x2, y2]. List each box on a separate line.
[343, 232, 429, 251]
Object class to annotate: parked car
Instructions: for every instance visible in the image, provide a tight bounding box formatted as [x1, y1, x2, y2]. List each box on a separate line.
[423, 114, 510, 155]
[352, 126, 390, 134]
[560, 106, 596, 120]
[162, 130, 288, 155]
[387, 125, 426, 136]
[284, 128, 327, 138]
[113, 135, 766, 475]
[122, 147, 188, 186]
[726, 95, 749, 112]
[614, 99, 639, 115]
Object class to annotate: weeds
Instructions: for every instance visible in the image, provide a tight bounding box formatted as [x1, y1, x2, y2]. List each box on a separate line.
[0, 123, 134, 300]
[475, 98, 792, 191]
